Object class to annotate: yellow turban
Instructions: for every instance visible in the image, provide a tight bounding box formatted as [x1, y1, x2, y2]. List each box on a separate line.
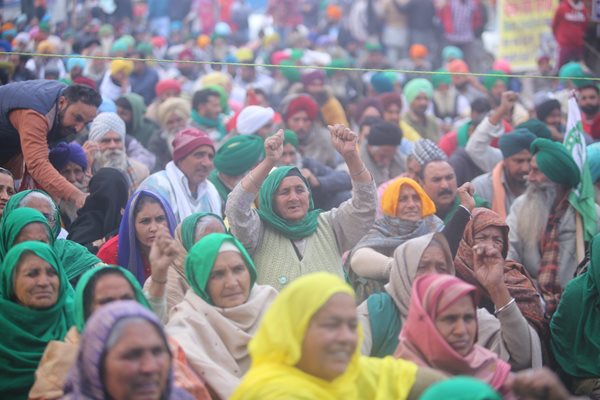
[110, 59, 134, 76]
[200, 71, 230, 88]
[37, 40, 54, 54]
[381, 177, 436, 217]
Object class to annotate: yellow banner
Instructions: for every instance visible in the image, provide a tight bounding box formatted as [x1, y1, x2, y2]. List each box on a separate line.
[498, 0, 558, 71]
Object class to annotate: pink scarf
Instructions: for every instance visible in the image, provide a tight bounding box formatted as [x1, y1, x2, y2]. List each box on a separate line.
[394, 274, 511, 391]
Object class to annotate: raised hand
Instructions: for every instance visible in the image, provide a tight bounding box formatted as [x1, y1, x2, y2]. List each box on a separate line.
[149, 226, 178, 284]
[264, 129, 284, 164]
[329, 124, 359, 159]
[457, 182, 475, 212]
[472, 243, 505, 290]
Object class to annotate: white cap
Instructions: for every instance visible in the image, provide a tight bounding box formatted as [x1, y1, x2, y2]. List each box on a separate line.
[236, 105, 274, 135]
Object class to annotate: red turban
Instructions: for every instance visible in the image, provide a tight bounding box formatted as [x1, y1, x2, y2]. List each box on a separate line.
[172, 128, 214, 162]
[379, 92, 402, 111]
[155, 79, 182, 97]
[284, 95, 319, 122]
[72, 76, 97, 90]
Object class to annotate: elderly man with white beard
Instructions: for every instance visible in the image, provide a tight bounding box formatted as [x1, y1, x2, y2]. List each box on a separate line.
[507, 138, 600, 317]
[83, 112, 149, 191]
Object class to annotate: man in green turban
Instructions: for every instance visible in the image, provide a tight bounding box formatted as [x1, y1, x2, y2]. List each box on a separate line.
[402, 78, 441, 141]
[507, 138, 600, 315]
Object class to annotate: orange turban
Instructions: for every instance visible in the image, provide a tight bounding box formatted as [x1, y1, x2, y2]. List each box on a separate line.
[447, 59, 469, 73]
[409, 44, 428, 59]
[381, 177, 436, 217]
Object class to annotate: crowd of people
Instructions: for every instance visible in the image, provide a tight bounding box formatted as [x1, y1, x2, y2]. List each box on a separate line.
[0, 1, 600, 399]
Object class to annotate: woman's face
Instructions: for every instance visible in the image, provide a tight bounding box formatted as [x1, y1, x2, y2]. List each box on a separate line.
[417, 242, 449, 275]
[296, 293, 358, 382]
[206, 251, 251, 308]
[13, 252, 59, 309]
[396, 185, 422, 221]
[435, 295, 477, 357]
[134, 202, 168, 251]
[103, 320, 171, 400]
[473, 226, 504, 256]
[273, 176, 310, 222]
[89, 273, 136, 316]
[14, 222, 51, 245]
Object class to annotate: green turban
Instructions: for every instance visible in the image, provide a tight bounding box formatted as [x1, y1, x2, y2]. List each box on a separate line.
[431, 68, 452, 89]
[370, 72, 394, 94]
[280, 60, 301, 83]
[442, 46, 464, 62]
[327, 58, 350, 77]
[420, 377, 501, 400]
[111, 38, 130, 54]
[482, 70, 509, 92]
[403, 78, 434, 104]
[498, 128, 536, 158]
[185, 233, 257, 304]
[135, 41, 153, 56]
[530, 138, 580, 187]
[214, 135, 264, 176]
[205, 84, 230, 114]
[283, 129, 299, 149]
[515, 119, 552, 139]
[559, 62, 594, 88]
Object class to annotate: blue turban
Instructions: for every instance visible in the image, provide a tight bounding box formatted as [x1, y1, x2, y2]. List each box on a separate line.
[49, 142, 88, 171]
[67, 57, 87, 72]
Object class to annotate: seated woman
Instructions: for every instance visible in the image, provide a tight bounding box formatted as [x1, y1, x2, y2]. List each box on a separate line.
[226, 125, 376, 290]
[0, 166, 15, 217]
[62, 301, 196, 400]
[551, 233, 600, 398]
[144, 212, 227, 311]
[358, 233, 542, 370]
[97, 189, 177, 285]
[30, 265, 209, 400]
[454, 208, 548, 365]
[167, 233, 278, 400]
[231, 272, 444, 400]
[0, 242, 73, 399]
[67, 168, 130, 254]
[395, 273, 513, 396]
[1, 190, 101, 284]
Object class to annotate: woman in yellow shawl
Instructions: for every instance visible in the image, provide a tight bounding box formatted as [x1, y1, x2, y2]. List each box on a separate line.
[231, 272, 443, 399]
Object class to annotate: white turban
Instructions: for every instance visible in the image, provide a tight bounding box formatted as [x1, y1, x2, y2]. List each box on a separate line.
[236, 105, 274, 135]
[89, 112, 126, 142]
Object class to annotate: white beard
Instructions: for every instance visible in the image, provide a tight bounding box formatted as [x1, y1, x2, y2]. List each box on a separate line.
[516, 181, 557, 244]
[93, 149, 129, 173]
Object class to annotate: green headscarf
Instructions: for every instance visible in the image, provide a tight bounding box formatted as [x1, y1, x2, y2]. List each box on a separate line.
[73, 265, 151, 333]
[530, 138, 580, 187]
[214, 135, 264, 176]
[257, 166, 321, 240]
[559, 62, 594, 88]
[180, 212, 226, 252]
[326, 58, 350, 77]
[431, 68, 452, 89]
[2, 189, 61, 239]
[403, 78, 434, 104]
[0, 207, 54, 259]
[205, 84, 230, 114]
[515, 119, 552, 140]
[551, 233, 600, 378]
[283, 129, 299, 149]
[208, 170, 231, 203]
[419, 376, 501, 400]
[0, 241, 74, 399]
[482, 70, 509, 92]
[185, 233, 257, 304]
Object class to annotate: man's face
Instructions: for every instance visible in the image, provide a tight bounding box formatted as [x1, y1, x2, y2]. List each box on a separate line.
[383, 103, 401, 125]
[58, 98, 97, 137]
[132, 59, 145, 74]
[579, 87, 600, 116]
[544, 108, 563, 131]
[286, 111, 313, 140]
[504, 149, 531, 186]
[116, 106, 133, 127]
[490, 80, 507, 104]
[410, 93, 429, 116]
[176, 145, 214, 187]
[367, 145, 397, 168]
[280, 143, 299, 166]
[305, 80, 325, 97]
[256, 121, 274, 139]
[198, 95, 222, 120]
[420, 161, 457, 210]
[452, 75, 469, 90]
[98, 131, 125, 152]
[528, 155, 550, 185]
[240, 66, 255, 82]
[164, 112, 187, 134]
[60, 161, 85, 185]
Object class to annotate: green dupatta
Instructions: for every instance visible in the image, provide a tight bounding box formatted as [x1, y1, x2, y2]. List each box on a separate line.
[180, 212, 226, 251]
[0, 207, 54, 260]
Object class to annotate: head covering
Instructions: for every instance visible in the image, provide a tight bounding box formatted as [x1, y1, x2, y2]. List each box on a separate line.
[0, 207, 53, 259]
[157, 97, 191, 128]
[395, 274, 511, 390]
[551, 232, 600, 378]
[413, 139, 448, 166]
[447, 59, 469, 73]
[326, 58, 350, 77]
[73, 76, 97, 90]
[205, 84, 230, 114]
[0, 241, 73, 398]
[366, 121, 402, 146]
[283, 129, 299, 149]
[215, 135, 264, 177]
[63, 301, 186, 400]
[283, 94, 319, 122]
[118, 190, 177, 284]
[588, 143, 600, 183]
[109, 59, 134, 76]
[403, 78, 434, 104]
[279, 59, 302, 82]
[1, 189, 61, 239]
[49, 142, 88, 170]
[185, 233, 257, 304]
[200, 71, 230, 88]
[442, 46, 464, 62]
[482, 70, 509, 92]
[231, 272, 418, 400]
[67, 57, 87, 72]
[326, 4, 343, 20]
[155, 79, 182, 97]
[179, 213, 226, 251]
[67, 168, 129, 250]
[381, 178, 436, 217]
[498, 129, 536, 158]
[530, 138, 580, 187]
[409, 44, 428, 59]
[515, 119, 552, 139]
[370, 72, 394, 94]
[378, 92, 402, 111]
[301, 69, 326, 87]
[257, 166, 321, 240]
[535, 98, 561, 122]
[236, 105, 275, 135]
[559, 62, 594, 88]
[73, 265, 150, 332]
[88, 112, 126, 142]
[432, 68, 452, 89]
[172, 127, 215, 163]
[420, 377, 501, 400]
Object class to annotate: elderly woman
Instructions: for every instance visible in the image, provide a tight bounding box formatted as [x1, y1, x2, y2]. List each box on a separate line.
[0, 242, 73, 399]
[1, 190, 101, 284]
[395, 274, 513, 396]
[97, 189, 177, 285]
[167, 233, 278, 399]
[0, 166, 15, 217]
[226, 125, 376, 290]
[62, 301, 195, 400]
[359, 233, 543, 370]
[231, 272, 444, 399]
[144, 212, 227, 311]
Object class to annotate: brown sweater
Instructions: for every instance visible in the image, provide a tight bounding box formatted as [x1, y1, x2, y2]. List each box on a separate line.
[8, 109, 82, 203]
